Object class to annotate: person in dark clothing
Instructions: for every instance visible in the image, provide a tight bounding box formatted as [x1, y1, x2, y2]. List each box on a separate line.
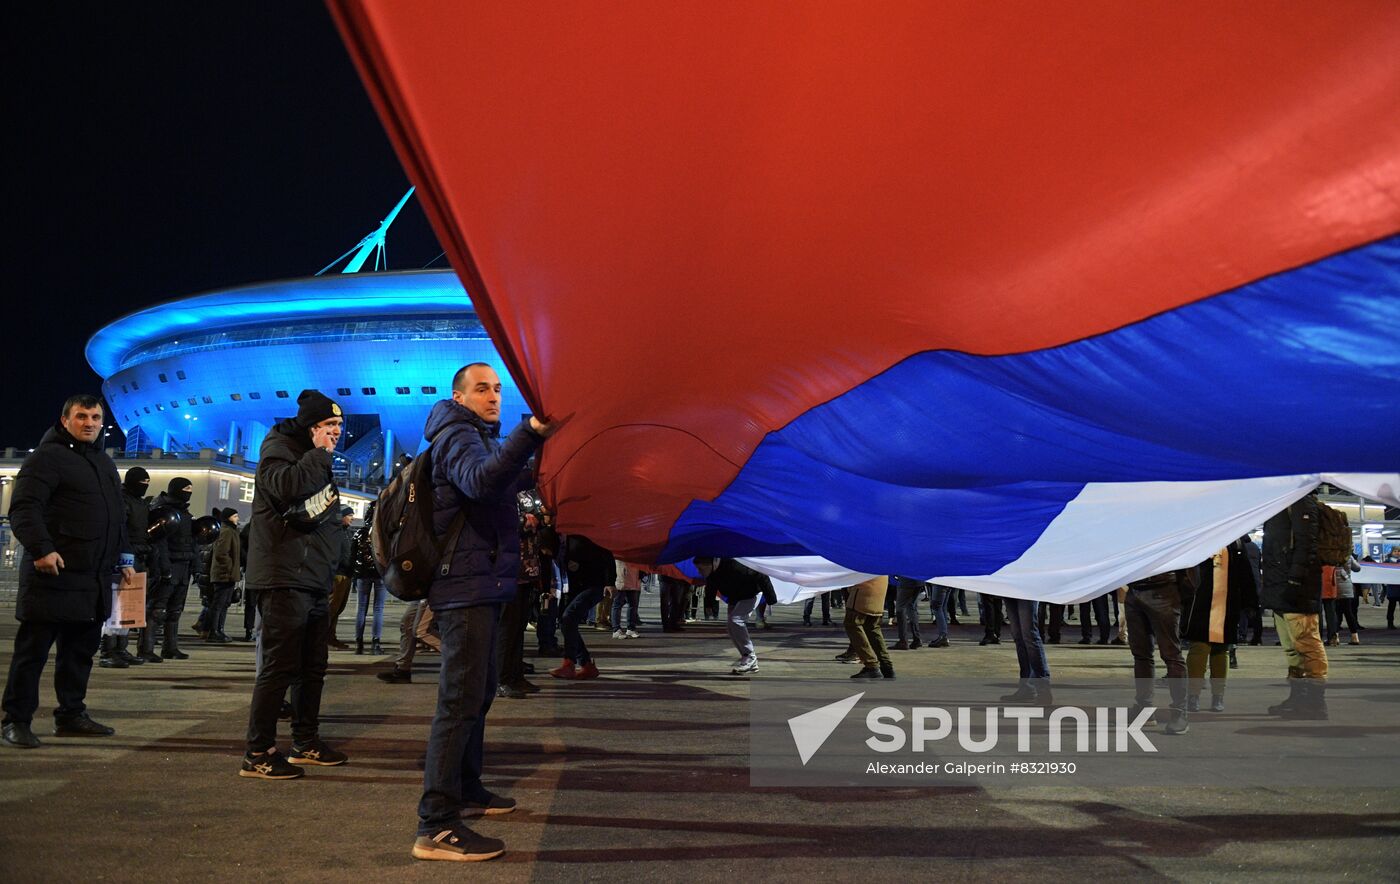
[1184, 541, 1257, 712]
[327, 507, 355, 649]
[413, 363, 549, 863]
[99, 467, 152, 668]
[352, 501, 387, 655]
[497, 491, 548, 698]
[1261, 492, 1328, 719]
[1125, 567, 1199, 734]
[658, 572, 690, 632]
[802, 590, 833, 626]
[1078, 591, 1112, 645]
[239, 519, 256, 641]
[239, 390, 349, 780]
[978, 592, 1003, 645]
[1036, 602, 1065, 644]
[140, 477, 197, 661]
[1237, 534, 1264, 644]
[3, 395, 132, 749]
[552, 534, 616, 680]
[206, 508, 242, 643]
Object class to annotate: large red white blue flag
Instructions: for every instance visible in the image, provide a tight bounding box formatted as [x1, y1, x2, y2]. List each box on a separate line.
[330, 1, 1400, 600]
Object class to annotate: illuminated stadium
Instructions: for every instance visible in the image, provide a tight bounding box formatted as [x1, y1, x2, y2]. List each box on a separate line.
[86, 268, 526, 482]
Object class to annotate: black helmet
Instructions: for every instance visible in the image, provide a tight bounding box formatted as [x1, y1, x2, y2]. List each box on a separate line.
[191, 515, 221, 545]
[147, 505, 185, 541]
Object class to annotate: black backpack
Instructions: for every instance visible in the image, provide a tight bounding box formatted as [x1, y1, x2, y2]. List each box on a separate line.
[371, 430, 468, 601]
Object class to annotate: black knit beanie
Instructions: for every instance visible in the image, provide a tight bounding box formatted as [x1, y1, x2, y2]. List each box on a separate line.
[296, 389, 341, 428]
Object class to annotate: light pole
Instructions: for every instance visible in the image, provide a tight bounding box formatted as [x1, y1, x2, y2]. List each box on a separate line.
[183, 414, 198, 451]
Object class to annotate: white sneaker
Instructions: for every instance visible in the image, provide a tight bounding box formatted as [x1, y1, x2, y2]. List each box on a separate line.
[624, 629, 640, 639]
[612, 630, 626, 639]
[732, 656, 759, 674]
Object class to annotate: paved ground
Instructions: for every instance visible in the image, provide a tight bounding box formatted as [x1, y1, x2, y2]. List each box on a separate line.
[1, 593, 1398, 882]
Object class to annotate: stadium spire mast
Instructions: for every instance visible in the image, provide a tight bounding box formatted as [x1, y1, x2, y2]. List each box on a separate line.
[316, 187, 416, 275]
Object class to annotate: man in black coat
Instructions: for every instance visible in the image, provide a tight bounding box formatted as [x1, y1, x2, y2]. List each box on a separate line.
[140, 477, 197, 661]
[2, 395, 132, 749]
[240, 390, 348, 780]
[1261, 491, 1328, 718]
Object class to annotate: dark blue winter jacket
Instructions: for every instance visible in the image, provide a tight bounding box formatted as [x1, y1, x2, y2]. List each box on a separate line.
[424, 399, 543, 611]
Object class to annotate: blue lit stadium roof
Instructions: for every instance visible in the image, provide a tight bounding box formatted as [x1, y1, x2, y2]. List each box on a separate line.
[86, 270, 472, 377]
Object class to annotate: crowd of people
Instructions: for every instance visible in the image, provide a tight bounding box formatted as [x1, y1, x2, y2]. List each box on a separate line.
[2, 385, 1397, 863]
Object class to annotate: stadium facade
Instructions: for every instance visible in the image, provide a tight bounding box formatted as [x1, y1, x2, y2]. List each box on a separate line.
[85, 269, 527, 481]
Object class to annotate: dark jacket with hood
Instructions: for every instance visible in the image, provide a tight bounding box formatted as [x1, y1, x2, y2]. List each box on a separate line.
[1261, 494, 1321, 614]
[9, 423, 127, 623]
[424, 399, 543, 612]
[245, 418, 341, 593]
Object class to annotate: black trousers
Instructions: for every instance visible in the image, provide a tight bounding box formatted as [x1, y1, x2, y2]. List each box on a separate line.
[497, 583, 531, 685]
[658, 577, 689, 630]
[2, 619, 102, 725]
[243, 588, 260, 636]
[703, 586, 720, 619]
[1037, 603, 1065, 642]
[207, 581, 236, 637]
[246, 589, 329, 752]
[141, 561, 191, 654]
[1080, 595, 1111, 642]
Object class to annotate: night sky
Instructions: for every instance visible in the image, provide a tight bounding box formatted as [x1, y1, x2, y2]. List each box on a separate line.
[6, 3, 443, 446]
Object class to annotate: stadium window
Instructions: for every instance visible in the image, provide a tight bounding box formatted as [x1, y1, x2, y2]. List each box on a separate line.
[188, 397, 198, 406]
[155, 405, 163, 412]
[230, 393, 242, 401]
[177, 370, 187, 380]
[171, 401, 179, 408]
[202, 396, 213, 404]
[143, 406, 151, 414]
[249, 392, 261, 400]
[219, 478, 231, 500]
[337, 387, 351, 396]
[395, 386, 410, 395]
[421, 386, 437, 395]
[158, 373, 168, 383]
[275, 390, 289, 399]
[361, 387, 376, 395]
[121, 384, 128, 394]
[131, 381, 139, 390]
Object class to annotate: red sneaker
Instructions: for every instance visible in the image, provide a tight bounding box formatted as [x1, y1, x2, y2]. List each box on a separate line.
[548, 660, 577, 679]
[575, 661, 599, 680]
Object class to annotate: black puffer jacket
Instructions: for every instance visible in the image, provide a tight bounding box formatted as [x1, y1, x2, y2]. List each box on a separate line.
[8, 424, 126, 623]
[1261, 495, 1320, 614]
[245, 419, 340, 593]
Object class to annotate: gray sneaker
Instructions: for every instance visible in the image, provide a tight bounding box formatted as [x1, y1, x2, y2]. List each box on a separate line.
[732, 656, 759, 674]
[412, 826, 505, 862]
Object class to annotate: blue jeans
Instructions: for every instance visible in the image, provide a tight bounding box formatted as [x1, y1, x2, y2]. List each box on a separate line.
[610, 590, 640, 630]
[354, 577, 386, 642]
[895, 584, 924, 643]
[927, 584, 951, 643]
[417, 603, 501, 834]
[802, 592, 831, 623]
[1003, 598, 1050, 681]
[561, 585, 605, 664]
